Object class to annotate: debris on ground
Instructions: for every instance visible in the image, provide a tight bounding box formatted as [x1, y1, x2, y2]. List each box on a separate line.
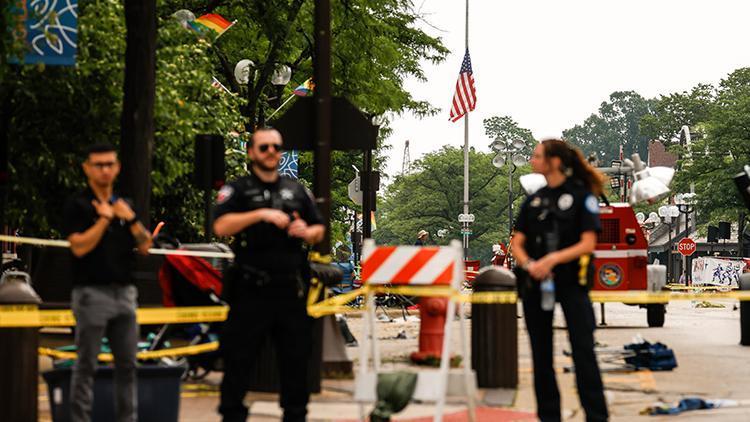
[641, 398, 738, 415]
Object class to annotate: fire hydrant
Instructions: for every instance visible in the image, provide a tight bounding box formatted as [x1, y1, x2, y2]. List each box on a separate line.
[410, 296, 449, 364]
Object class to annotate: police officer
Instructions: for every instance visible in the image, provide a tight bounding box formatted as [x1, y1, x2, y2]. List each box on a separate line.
[510, 139, 608, 422]
[213, 128, 325, 422]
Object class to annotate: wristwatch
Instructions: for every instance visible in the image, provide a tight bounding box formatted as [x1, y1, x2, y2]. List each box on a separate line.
[125, 216, 139, 226]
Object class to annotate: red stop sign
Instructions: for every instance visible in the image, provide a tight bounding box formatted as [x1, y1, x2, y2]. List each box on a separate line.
[678, 238, 697, 256]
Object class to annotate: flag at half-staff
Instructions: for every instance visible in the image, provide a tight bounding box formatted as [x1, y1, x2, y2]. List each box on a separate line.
[449, 49, 477, 122]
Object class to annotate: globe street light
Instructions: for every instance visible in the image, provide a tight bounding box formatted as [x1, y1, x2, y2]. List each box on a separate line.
[490, 138, 527, 242]
[675, 192, 696, 284]
[658, 205, 680, 283]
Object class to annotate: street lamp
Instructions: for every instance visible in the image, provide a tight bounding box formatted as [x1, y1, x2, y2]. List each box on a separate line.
[270, 64, 292, 109]
[490, 138, 527, 242]
[675, 192, 696, 284]
[658, 205, 680, 283]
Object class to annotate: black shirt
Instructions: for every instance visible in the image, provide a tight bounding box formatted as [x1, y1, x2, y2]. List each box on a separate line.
[62, 188, 137, 286]
[212, 171, 323, 272]
[514, 179, 600, 281]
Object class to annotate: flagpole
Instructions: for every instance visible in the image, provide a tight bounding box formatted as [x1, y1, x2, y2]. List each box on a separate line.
[266, 93, 296, 120]
[462, 0, 470, 260]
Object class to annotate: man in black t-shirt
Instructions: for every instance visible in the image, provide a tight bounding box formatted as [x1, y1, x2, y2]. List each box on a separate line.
[213, 128, 324, 422]
[62, 143, 152, 422]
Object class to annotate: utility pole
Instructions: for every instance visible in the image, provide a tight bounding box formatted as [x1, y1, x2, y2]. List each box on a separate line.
[120, 1, 156, 227]
[313, 0, 332, 254]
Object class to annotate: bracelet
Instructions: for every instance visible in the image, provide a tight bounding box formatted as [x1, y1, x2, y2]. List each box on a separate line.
[126, 216, 139, 226]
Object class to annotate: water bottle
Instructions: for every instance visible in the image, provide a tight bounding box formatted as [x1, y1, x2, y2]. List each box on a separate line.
[540, 277, 555, 311]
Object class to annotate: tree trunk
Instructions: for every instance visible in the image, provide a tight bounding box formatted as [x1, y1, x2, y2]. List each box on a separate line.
[120, 0, 156, 227]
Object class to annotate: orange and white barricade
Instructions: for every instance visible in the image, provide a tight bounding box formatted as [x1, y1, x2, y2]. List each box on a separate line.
[354, 239, 476, 422]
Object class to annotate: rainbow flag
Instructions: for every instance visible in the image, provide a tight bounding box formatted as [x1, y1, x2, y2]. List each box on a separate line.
[370, 211, 377, 231]
[188, 13, 235, 40]
[293, 78, 315, 96]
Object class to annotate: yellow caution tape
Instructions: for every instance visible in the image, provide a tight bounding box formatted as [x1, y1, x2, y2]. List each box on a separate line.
[0, 306, 228, 328]
[39, 341, 219, 362]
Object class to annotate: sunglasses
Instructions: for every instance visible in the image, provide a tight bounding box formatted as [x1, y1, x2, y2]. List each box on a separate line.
[257, 143, 283, 153]
[88, 161, 117, 169]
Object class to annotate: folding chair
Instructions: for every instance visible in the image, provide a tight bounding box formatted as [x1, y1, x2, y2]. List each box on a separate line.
[354, 239, 476, 422]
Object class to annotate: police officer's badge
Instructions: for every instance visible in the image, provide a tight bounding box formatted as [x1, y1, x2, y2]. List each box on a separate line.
[557, 193, 573, 211]
[280, 188, 294, 201]
[530, 196, 542, 207]
[585, 195, 599, 214]
[216, 185, 234, 204]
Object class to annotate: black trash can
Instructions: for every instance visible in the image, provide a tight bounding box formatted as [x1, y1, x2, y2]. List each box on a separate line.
[0, 269, 42, 422]
[740, 273, 750, 346]
[43, 365, 184, 422]
[471, 267, 518, 388]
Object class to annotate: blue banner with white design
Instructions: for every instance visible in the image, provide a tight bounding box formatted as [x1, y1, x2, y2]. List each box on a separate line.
[10, 0, 78, 66]
[278, 150, 299, 179]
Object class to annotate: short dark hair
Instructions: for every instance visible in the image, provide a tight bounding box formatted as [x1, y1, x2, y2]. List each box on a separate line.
[84, 143, 117, 157]
[248, 127, 280, 148]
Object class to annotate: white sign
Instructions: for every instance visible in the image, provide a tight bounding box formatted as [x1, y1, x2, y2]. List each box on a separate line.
[348, 177, 362, 206]
[691, 257, 746, 288]
[458, 213, 475, 223]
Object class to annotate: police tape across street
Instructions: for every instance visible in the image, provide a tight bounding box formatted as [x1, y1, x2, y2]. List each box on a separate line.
[2, 234, 750, 323]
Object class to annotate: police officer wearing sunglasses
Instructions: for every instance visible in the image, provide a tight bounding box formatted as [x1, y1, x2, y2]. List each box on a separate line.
[213, 128, 325, 422]
[511, 139, 608, 422]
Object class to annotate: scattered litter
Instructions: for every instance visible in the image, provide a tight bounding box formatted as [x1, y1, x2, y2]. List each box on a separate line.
[641, 398, 738, 415]
[564, 336, 677, 373]
[394, 330, 407, 340]
[694, 301, 725, 308]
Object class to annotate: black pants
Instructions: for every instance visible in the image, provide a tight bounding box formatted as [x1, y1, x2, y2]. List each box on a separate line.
[219, 279, 312, 422]
[522, 281, 608, 422]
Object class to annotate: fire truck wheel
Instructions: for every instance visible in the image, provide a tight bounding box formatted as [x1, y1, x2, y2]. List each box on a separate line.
[647, 304, 666, 327]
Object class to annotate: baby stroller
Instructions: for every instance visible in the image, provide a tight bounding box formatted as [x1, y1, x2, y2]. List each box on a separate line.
[153, 235, 231, 380]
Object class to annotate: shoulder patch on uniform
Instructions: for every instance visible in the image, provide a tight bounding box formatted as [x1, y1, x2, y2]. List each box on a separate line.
[216, 185, 234, 204]
[585, 195, 599, 214]
[558, 193, 574, 211]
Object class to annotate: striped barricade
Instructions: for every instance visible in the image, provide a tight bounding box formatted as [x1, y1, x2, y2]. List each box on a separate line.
[354, 239, 476, 422]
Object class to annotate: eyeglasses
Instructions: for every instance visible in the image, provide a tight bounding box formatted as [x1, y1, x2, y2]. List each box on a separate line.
[258, 143, 283, 153]
[88, 161, 117, 170]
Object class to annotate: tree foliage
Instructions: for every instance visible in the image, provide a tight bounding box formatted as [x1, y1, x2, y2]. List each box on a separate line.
[375, 144, 531, 265]
[2, 0, 447, 245]
[671, 68, 750, 224]
[563, 91, 653, 163]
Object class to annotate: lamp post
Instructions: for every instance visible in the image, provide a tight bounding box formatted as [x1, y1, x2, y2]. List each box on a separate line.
[675, 193, 696, 284]
[270, 64, 292, 110]
[490, 138, 527, 242]
[658, 205, 680, 283]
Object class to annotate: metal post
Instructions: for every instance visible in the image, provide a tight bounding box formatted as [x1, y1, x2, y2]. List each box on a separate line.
[461, 0, 470, 260]
[508, 155, 514, 241]
[667, 220, 673, 283]
[313, 0, 332, 254]
[362, 150, 372, 239]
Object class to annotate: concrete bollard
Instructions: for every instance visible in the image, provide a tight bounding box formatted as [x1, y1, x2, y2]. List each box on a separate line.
[0, 270, 42, 422]
[740, 273, 750, 346]
[471, 266, 518, 388]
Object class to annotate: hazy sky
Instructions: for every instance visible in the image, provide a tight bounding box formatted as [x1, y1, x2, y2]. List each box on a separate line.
[384, 0, 750, 177]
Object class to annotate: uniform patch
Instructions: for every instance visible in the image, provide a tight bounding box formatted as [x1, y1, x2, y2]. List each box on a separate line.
[216, 185, 234, 204]
[598, 264, 623, 288]
[280, 188, 295, 201]
[585, 195, 599, 214]
[530, 197, 542, 207]
[557, 193, 573, 211]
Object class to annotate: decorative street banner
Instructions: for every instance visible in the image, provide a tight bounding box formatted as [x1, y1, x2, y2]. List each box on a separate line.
[10, 0, 78, 66]
[691, 257, 747, 288]
[278, 150, 299, 179]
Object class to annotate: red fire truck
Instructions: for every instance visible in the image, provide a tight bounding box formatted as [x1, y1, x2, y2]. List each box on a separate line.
[594, 202, 667, 327]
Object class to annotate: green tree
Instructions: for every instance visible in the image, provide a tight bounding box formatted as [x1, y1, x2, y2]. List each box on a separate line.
[563, 91, 653, 163]
[640, 84, 715, 143]
[375, 146, 530, 264]
[672, 68, 750, 224]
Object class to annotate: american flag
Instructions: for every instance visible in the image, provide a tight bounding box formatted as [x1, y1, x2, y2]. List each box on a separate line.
[449, 49, 476, 122]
